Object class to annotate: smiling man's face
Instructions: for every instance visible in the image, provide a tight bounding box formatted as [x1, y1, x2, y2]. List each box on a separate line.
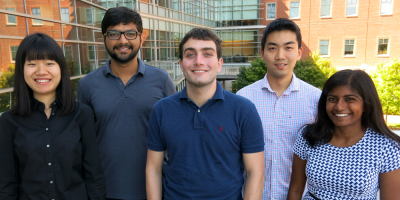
[179, 38, 223, 89]
[261, 30, 302, 81]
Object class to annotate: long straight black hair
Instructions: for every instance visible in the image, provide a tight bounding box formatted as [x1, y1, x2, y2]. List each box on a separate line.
[304, 69, 400, 148]
[10, 33, 75, 116]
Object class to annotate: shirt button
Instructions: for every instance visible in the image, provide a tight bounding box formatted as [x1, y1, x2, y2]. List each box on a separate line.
[198, 109, 200, 112]
[48, 163, 51, 166]
[273, 179, 276, 181]
[45, 128, 48, 131]
[46, 144, 50, 148]
[52, 113, 54, 115]
[50, 181, 53, 184]
[187, 99, 190, 101]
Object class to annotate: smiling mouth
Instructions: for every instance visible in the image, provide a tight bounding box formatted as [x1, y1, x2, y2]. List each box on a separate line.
[35, 79, 51, 83]
[335, 114, 350, 117]
[193, 70, 206, 73]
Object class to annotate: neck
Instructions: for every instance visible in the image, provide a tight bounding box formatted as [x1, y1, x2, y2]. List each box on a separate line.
[109, 57, 139, 81]
[331, 125, 367, 147]
[34, 93, 56, 109]
[186, 80, 217, 107]
[267, 73, 293, 97]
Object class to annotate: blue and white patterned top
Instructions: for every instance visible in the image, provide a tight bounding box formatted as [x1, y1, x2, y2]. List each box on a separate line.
[294, 127, 400, 200]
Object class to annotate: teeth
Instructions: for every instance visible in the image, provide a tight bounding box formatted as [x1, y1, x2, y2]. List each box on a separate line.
[335, 114, 349, 117]
[36, 80, 50, 83]
[276, 64, 286, 66]
[194, 71, 206, 73]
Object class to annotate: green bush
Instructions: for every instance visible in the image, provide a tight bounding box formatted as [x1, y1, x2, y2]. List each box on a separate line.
[0, 64, 15, 89]
[232, 52, 336, 92]
[371, 59, 400, 115]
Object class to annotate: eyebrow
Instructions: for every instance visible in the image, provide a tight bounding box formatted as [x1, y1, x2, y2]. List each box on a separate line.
[327, 94, 360, 98]
[183, 47, 216, 53]
[267, 41, 296, 46]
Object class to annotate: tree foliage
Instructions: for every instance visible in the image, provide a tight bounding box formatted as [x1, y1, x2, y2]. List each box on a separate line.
[0, 64, 15, 89]
[371, 59, 400, 115]
[232, 52, 337, 92]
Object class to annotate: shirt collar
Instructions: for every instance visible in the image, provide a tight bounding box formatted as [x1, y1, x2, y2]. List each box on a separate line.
[179, 81, 225, 101]
[31, 97, 62, 111]
[102, 58, 146, 77]
[262, 73, 300, 93]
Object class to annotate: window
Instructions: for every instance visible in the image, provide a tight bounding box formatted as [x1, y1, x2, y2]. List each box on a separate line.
[10, 46, 18, 62]
[266, 3, 276, 20]
[86, 8, 93, 24]
[344, 39, 355, 56]
[88, 45, 96, 60]
[381, 0, 393, 15]
[6, 8, 17, 25]
[319, 39, 330, 56]
[64, 45, 72, 60]
[290, 2, 300, 18]
[378, 38, 389, 55]
[61, 8, 69, 22]
[321, 0, 332, 17]
[346, 0, 357, 16]
[31, 7, 42, 24]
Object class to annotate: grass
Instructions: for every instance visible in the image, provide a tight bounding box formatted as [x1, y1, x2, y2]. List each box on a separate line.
[388, 123, 400, 130]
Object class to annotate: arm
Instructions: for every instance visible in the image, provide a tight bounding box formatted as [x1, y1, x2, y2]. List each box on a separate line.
[380, 168, 400, 199]
[287, 154, 307, 200]
[162, 75, 176, 97]
[77, 79, 91, 105]
[146, 149, 165, 200]
[0, 114, 19, 199]
[243, 151, 265, 200]
[80, 106, 106, 200]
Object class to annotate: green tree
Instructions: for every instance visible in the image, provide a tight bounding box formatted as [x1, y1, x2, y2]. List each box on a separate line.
[371, 59, 400, 118]
[0, 64, 15, 88]
[232, 52, 336, 92]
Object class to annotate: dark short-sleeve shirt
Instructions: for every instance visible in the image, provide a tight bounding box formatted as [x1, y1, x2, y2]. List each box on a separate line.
[147, 82, 264, 199]
[78, 58, 175, 199]
[0, 100, 106, 200]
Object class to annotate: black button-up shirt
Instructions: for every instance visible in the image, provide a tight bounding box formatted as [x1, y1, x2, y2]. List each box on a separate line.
[0, 99, 106, 200]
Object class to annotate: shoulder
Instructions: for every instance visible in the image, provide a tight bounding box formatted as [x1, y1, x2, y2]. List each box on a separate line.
[144, 64, 170, 78]
[0, 111, 13, 123]
[237, 79, 265, 97]
[79, 67, 104, 85]
[297, 78, 321, 95]
[225, 90, 256, 107]
[73, 102, 95, 119]
[153, 92, 181, 109]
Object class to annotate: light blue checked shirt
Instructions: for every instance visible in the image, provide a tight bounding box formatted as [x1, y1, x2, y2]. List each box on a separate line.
[237, 73, 321, 200]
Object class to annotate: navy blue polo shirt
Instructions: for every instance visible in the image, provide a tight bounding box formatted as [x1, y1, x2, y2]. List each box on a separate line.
[78, 58, 175, 199]
[147, 82, 264, 199]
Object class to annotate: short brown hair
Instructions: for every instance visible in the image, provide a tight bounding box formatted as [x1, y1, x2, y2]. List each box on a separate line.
[179, 28, 222, 60]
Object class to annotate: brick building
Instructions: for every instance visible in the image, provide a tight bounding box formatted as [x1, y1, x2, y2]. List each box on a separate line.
[260, 0, 399, 70]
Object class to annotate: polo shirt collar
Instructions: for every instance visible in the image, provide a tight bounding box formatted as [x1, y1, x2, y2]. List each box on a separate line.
[102, 58, 146, 77]
[179, 81, 225, 101]
[262, 73, 300, 93]
[31, 96, 62, 111]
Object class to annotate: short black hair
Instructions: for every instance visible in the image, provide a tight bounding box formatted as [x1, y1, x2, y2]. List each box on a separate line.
[179, 28, 222, 60]
[10, 33, 76, 116]
[261, 18, 302, 51]
[101, 7, 143, 34]
[304, 69, 400, 148]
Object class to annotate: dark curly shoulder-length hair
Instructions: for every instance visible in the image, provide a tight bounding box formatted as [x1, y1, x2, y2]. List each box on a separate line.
[10, 33, 76, 116]
[303, 69, 400, 148]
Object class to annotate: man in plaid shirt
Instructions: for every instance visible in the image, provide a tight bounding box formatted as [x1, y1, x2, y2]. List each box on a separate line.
[237, 18, 321, 199]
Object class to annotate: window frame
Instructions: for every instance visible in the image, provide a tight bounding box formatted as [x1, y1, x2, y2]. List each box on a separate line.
[377, 38, 390, 57]
[86, 8, 93, 25]
[10, 45, 18, 63]
[31, 7, 43, 25]
[320, 0, 332, 18]
[343, 38, 356, 57]
[319, 39, 330, 57]
[6, 8, 17, 25]
[61, 7, 70, 22]
[289, 1, 300, 19]
[380, 0, 393, 15]
[346, 0, 358, 17]
[266, 2, 276, 20]
[88, 45, 96, 61]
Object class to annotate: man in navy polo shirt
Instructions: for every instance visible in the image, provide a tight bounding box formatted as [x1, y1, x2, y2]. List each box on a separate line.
[146, 28, 265, 199]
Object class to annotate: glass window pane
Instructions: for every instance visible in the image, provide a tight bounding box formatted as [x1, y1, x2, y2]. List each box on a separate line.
[381, 2, 393, 14]
[61, 8, 70, 22]
[6, 8, 17, 24]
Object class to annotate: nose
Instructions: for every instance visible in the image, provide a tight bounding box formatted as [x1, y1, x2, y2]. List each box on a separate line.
[276, 48, 285, 60]
[119, 33, 129, 43]
[334, 98, 346, 111]
[36, 63, 48, 75]
[194, 54, 205, 65]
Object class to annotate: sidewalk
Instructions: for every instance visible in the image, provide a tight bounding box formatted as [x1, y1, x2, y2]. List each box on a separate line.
[386, 115, 400, 124]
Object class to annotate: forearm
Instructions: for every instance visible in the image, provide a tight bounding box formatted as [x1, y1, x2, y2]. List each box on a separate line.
[243, 171, 264, 200]
[287, 189, 304, 200]
[146, 166, 163, 200]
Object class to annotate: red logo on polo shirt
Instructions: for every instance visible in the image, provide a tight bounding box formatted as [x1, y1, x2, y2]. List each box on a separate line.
[219, 126, 222, 132]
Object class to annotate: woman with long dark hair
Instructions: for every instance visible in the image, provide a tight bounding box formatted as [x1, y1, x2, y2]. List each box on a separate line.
[0, 33, 106, 199]
[287, 70, 400, 199]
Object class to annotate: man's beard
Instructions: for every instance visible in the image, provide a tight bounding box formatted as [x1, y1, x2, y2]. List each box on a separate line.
[106, 43, 140, 64]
